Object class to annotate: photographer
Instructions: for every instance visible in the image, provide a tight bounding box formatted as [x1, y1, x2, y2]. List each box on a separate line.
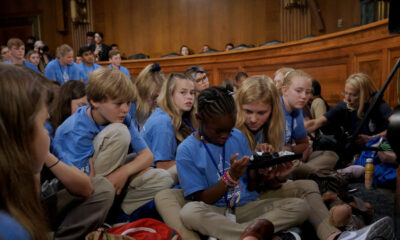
[34, 40, 52, 72]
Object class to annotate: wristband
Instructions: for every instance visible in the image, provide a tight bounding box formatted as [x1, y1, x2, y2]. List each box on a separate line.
[48, 159, 60, 169]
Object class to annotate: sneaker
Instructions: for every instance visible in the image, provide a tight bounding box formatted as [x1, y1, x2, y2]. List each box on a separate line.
[274, 229, 301, 240]
[337, 216, 395, 240]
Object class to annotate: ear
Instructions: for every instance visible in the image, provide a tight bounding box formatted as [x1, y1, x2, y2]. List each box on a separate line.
[281, 85, 288, 96]
[90, 99, 99, 108]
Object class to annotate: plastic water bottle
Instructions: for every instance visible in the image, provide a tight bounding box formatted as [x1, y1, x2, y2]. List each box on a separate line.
[364, 158, 374, 189]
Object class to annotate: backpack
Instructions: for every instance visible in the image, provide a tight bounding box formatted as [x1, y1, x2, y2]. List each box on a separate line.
[86, 219, 181, 240]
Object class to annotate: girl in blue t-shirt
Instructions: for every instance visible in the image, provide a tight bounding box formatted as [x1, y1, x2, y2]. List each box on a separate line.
[129, 63, 166, 131]
[176, 86, 309, 240]
[0, 64, 49, 239]
[142, 73, 197, 172]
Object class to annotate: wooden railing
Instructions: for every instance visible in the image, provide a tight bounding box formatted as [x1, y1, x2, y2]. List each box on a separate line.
[99, 19, 400, 108]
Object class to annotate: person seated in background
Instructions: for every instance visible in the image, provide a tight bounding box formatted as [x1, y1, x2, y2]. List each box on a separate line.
[225, 42, 234, 51]
[78, 46, 102, 83]
[180, 45, 191, 56]
[90, 32, 110, 61]
[235, 71, 248, 86]
[201, 44, 210, 53]
[25, 50, 42, 72]
[110, 44, 127, 59]
[4, 38, 39, 72]
[220, 78, 239, 92]
[1, 46, 10, 62]
[75, 56, 82, 64]
[34, 40, 52, 69]
[85, 31, 95, 47]
[53, 67, 173, 216]
[44, 44, 85, 85]
[108, 49, 131, 78]
[273, 67, 294, 90]
[184, 65, 210, 96]
[25, 36, 36, 53]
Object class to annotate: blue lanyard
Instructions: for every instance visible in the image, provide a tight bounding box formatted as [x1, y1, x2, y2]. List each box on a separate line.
[90, 107, 101, 131]
[183, 118, 196, 132]
[199, 130, 230, 206]
[289, 116, 295, 144]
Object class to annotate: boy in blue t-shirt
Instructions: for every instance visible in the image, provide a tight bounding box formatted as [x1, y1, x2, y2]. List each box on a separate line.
[77, 46, 102, 83]
[5, 38, 39, 73]
[53, 67, 173, 215]
[108, 49, 131, 78]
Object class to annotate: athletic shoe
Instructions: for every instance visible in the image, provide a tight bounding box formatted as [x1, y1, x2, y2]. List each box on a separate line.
[337, 216, 395, 240]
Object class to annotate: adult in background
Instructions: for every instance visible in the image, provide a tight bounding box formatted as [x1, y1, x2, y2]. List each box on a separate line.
[90, 32, 110, 61]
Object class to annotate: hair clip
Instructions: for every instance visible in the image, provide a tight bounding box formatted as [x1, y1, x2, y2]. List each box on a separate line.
[204, 99, 216, 104]
[151, 62, 161, 72]
[227, 90, 235, 96]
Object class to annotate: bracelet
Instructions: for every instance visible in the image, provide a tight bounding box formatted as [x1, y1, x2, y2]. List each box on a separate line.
[48, 159, 60, 169]
[221, 171, 239, 187]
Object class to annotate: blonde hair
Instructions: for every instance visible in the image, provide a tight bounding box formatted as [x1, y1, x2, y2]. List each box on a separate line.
[87, 67, 135, 104]
[236, 75, 284, 150]
[345, 73, 378, 118]
[133, 63, 166, 127]
[56, 44, 73, 58]
[157, 73, 197, 142]
[0, 64, 49, 239]
[274, 67, 294, 90]
[281, 69, 312, 91]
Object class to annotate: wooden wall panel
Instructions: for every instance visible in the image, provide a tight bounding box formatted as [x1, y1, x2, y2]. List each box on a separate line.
[98, 20, 399, 108]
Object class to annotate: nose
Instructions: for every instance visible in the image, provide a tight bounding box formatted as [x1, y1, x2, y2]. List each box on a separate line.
[250, 114, 257, 123]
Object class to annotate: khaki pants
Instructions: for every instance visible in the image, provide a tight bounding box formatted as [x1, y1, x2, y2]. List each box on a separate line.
[180, 198, 309, 240]
[42, 176, 115, 240]
[291, 150, 338, 179]
[155, 189, 309, 240]
[93, 123, 174, 214]
[259, 180, 340, 240]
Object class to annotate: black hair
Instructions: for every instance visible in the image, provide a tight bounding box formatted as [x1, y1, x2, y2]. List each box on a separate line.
[312, 79, 321, 96]
[95, 32, 104, 39]
[197, 86, 236, 121]
[235, 72, 248, 82]
[111, 43, 118, 48]
[78, 45, 93, 56]
[86, 31, 95, 37]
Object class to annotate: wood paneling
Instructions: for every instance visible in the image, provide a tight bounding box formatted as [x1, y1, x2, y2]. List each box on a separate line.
[98, 20, 400, 108]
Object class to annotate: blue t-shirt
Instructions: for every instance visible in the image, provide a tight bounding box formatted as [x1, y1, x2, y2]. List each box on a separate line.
[281, 97, 307, 145]
[45, 59, 85, 84]
[176, 129, 258, 207]
[142, 108, 176, 165]
[53, 105, 147, 175]
[78, 62, 102, 83]
[4, 60, 39, 73]
[0, 211, 30, 239]
[107, 64, 131, 78]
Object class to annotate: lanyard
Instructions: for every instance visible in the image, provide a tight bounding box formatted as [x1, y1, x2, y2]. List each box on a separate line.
[289, 115, 295, 144]
[183, 118, 196, 132]
[199, 130, 231, 207]
[90, 107, 101, 131]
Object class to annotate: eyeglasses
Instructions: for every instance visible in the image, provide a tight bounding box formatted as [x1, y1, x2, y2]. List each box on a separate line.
[195, 74, 208, 83]
[341, 91, 359, 99]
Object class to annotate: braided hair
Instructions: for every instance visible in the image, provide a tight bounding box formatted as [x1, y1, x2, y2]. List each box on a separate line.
[197, 85, 236, 121]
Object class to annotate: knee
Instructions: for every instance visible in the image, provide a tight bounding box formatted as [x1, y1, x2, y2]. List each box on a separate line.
[155, 189, 183, 205]
[104, 123, 130, 144]
[91, 176, 116, 207]
[148, 168, 175, 190]
[180, 202, 203, 225]
[290, 198, 310, 223]
[293, 180, 320, 195]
